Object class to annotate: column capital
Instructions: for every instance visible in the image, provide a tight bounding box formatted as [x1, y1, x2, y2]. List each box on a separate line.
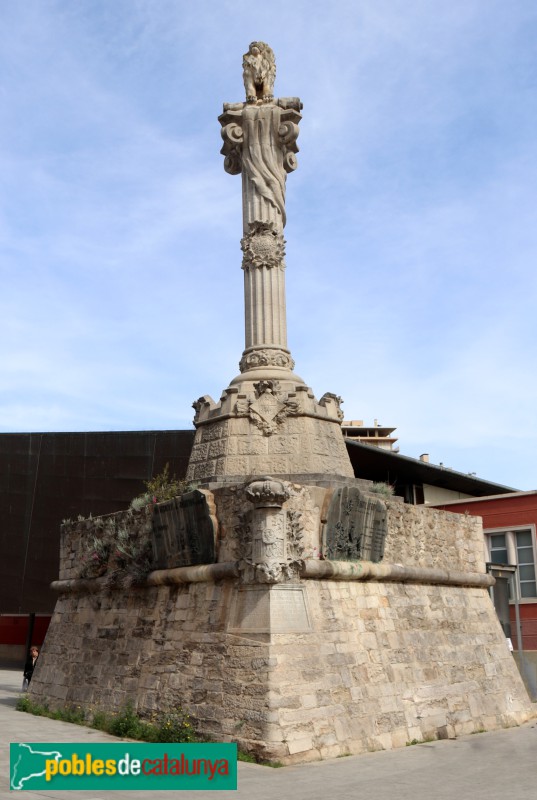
[219, 101, 302, 231]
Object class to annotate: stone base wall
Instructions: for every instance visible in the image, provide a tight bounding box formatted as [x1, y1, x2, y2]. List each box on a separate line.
[30, 575, 534, 764]
[30, 482, 535, 763]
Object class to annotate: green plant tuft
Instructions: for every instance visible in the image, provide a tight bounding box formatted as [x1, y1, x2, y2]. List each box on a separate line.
[16, 696, 30, 712]
[108, 702, 146, 739]
[370, 482, 395, 498]
[129, 493, 152, 511]
[144, 463, 194, 503]
[237, 750, 257, 763]
[18, 695, 198, 744]
[153, 708, 197, 743]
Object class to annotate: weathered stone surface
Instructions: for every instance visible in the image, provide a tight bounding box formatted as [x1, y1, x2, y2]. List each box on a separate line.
[187, 403, 354, 481]
[31, 572, 534, 765]
[34, 480, 535, 765]
[59, 506, 153, 582]
[323, 486, 387, 562]
[152, 490, 218, 569]
[228, 585, 311, 633]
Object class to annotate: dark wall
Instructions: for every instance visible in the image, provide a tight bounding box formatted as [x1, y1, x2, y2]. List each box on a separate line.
[0, 430, 195, 615]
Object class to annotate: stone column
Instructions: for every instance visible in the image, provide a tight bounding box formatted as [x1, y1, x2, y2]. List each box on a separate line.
[220, 93, 301, 376]
[186, 43, 354, 482]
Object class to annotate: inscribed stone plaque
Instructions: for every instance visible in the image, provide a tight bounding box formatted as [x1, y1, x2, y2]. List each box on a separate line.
[228, 585, 311, 633]
[151, 489, 217, 569]
[323, 486, 387, 563]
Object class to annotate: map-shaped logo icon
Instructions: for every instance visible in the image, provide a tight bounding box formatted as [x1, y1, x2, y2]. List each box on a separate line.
[10, 743, 63, 790]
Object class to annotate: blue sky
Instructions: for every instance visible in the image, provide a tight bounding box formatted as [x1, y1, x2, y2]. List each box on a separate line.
[1, 0, 536, 489]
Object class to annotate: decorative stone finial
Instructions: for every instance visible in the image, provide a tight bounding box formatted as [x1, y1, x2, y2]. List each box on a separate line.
[242, 42, 276, 104]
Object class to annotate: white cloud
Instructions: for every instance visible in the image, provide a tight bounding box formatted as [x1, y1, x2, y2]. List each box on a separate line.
[0, 0, 536, 489]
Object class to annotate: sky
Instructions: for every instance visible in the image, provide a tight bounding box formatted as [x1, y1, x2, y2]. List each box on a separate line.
[1, 0, 536, 490]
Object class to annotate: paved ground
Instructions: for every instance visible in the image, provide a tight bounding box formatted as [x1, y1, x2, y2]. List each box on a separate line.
[1, 666, 536, 800]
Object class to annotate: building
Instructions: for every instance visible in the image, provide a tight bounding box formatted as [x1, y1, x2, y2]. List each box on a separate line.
[0, 430, 194, 664]
[433, 491, 537, 653]
[345, 439, 514, 505]
[342, 420, 399, 451]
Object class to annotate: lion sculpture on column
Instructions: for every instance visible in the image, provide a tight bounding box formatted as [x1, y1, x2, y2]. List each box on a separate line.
[242, 41, 276, 104]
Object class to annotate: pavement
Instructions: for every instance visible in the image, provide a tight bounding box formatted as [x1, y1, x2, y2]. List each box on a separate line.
[1, 666, 536, 800]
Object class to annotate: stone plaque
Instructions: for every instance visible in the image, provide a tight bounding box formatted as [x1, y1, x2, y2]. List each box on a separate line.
[228, 585, 311, 633]
[152, 489, 217, 569]
[323, 486, 387, 563]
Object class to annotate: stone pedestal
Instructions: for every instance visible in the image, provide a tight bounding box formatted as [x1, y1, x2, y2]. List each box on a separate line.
[187, 382, 353, 482]
[32, 479, 535, 764]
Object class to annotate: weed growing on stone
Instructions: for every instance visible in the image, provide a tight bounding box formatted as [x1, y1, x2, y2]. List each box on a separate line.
[106, 702, 148, 739]
[236, 751, 283, 767]
[406, 736, 436, 746]
[90, 709, 109, 731]
[16, 696, 51, 716]
[51, 705, 86, 724]
[17, 696, 198, 744]
[370, 482, 395, 498]
[237, 750, 257, 763]
[152, 708, 197, 743]
[141, 463, 195, 505]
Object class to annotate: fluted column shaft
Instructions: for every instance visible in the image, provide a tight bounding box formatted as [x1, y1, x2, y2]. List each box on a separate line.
[243, 261, 287, 349]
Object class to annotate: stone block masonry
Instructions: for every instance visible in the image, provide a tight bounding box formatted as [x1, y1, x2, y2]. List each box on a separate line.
[187, 385, 354, 482]
[31, 572, 532, 764]
[29, 484, 535, 764]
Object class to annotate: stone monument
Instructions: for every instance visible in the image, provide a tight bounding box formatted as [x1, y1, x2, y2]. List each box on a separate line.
[29, 43, 535, 765]
[186, 41, 353, 482]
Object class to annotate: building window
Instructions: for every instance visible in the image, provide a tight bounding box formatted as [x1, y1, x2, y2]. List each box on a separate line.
[486, 527, 537, 599]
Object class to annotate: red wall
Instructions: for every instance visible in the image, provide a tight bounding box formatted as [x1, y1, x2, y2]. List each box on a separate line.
[510, 604, 537, 651]
[0, 615, 51, 647]
[436, 494, 537, 531]
[434, 493, 537, 651]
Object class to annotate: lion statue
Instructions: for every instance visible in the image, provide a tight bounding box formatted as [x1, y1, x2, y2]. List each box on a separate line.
[242, 41, 276, 104]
